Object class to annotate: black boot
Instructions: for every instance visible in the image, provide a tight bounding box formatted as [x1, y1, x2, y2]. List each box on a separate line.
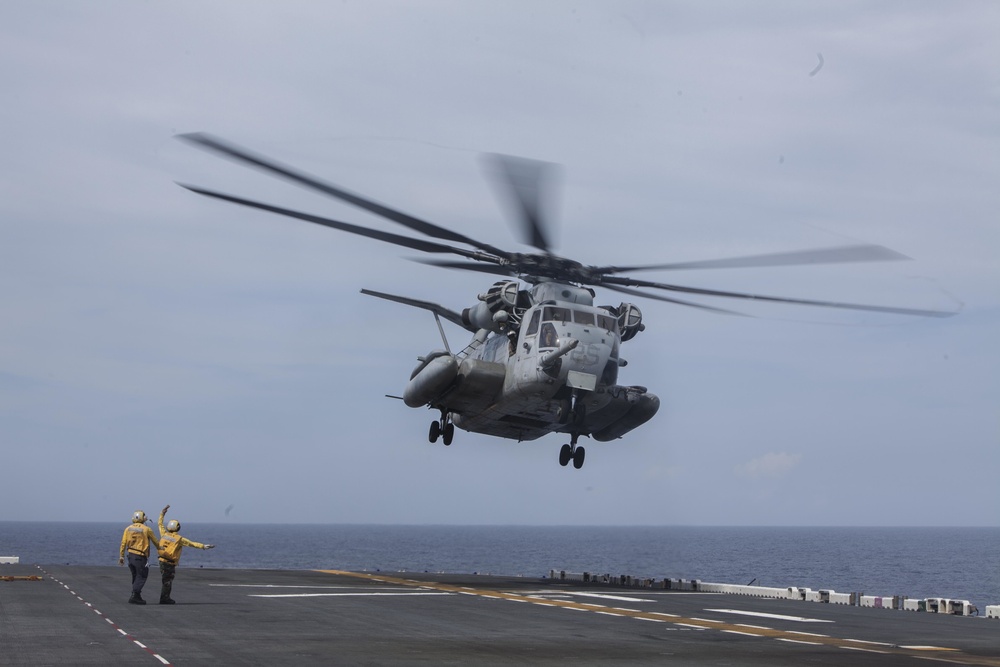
[130, 593, 147, 605]
[159, 598, 176, 605]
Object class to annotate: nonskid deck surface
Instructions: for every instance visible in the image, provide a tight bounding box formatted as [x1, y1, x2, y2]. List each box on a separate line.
[2, 564, 998, 666]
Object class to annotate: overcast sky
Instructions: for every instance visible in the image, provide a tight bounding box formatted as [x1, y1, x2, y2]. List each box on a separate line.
[1, 2, 997, 526]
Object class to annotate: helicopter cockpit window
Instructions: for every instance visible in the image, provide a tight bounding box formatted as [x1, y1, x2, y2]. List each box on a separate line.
[540, 322, 558, 348]
[573, 310, 595, 326]
[525, 310, 540, 336]
[597, 314, 618, 333]
[543, 306, 570, 323]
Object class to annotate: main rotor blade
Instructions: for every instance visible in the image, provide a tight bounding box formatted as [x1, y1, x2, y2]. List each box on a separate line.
[412, 258, 518, 277]
[178, 133, 512, 258]
[602, 275, 958, 318]
[483, 153, 558, 253]
[601, 283, 749, 316]
[592, 244, 910, 275]
[361, 288, 476, 333]
[178, 183, 501, 262]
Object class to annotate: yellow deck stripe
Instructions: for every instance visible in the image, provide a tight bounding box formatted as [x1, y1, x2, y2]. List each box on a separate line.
[316, 570, 994, 666]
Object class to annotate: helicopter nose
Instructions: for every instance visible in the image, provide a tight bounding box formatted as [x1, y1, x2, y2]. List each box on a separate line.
[563, 339, 611, 376]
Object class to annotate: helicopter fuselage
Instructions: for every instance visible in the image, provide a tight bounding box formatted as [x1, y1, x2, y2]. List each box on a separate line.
[404, 282, 660, 446]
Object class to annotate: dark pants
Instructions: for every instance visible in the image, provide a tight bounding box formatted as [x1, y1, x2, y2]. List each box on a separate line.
[159, 561, 177, 601]
[127, 553, 149, 595]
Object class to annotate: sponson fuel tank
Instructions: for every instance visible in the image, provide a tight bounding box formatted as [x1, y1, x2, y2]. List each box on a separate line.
[590, 388, 660, 442]
[403, 351, 458, 408]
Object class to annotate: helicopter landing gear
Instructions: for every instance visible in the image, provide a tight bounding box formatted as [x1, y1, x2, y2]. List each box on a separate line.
[428, 413, 455, 446]
[559, 444, 572, 466]
[558, 394, 587, 469]
[559, 434, 586, 469]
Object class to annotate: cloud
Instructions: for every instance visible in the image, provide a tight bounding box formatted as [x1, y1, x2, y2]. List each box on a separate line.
[735, 452, 802, 480]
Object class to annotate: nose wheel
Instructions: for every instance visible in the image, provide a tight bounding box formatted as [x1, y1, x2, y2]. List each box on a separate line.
[428, 413, 454, 446]
[558, 434, 586, 469]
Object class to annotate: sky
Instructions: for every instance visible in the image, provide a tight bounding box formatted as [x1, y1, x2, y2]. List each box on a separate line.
[1, 1, 997, 526]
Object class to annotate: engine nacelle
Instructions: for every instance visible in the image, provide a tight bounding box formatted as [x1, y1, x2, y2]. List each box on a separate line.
[462, 280, 520, 333]
[617, 302, 644, 341]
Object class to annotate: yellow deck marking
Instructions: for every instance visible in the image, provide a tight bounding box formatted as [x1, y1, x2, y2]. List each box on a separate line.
[316, 570, 996, 666]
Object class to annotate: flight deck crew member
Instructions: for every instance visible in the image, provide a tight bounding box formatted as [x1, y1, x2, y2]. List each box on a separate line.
[118, 510, 161, 605]
[157, 505, 215, 605]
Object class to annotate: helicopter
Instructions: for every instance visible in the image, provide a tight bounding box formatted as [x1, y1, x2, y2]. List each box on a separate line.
[177, 133, 955, 469]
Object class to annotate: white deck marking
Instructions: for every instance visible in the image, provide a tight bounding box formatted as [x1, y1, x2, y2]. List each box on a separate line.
[705, 608, 834, 623]
[568, 592, 654, 603]
[845, 639, 893, 646]
[39, 566, 172, 666]
[250, 592, 452, 598]
[778, 638, 822, 646]
[841, 646, 888, 654]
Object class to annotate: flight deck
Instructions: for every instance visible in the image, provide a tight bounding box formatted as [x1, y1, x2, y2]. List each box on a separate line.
[2, 563, 998, 665]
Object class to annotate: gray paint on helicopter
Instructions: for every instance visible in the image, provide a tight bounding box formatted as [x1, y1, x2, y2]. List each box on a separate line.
[0, 2, 997, 527]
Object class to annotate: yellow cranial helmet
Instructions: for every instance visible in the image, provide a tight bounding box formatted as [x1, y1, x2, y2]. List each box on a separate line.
[166, 519, 180, 533]
[132, 510, 147, 523]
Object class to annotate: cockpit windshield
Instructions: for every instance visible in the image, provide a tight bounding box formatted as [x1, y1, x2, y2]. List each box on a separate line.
[542, 306, 570, 322]
[536, 306, 618, 333]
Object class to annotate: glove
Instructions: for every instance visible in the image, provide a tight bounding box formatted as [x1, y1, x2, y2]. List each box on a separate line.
[205, 544, 215, 549]
[118, 557, 124, 566]
[161, 505, 170, 515]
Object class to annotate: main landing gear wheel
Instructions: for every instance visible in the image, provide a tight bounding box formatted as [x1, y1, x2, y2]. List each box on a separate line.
[559, 444, 572, 466]
[429, 413, 455, 445]
[559, 434, 586, 469]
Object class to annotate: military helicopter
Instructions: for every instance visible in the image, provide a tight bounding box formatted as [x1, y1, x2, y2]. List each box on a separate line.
[177, 134, 955, 469]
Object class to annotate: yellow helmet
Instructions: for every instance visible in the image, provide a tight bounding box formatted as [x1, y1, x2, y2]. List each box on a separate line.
[132, 510, 147, 523]
[166, 519, 180, 533]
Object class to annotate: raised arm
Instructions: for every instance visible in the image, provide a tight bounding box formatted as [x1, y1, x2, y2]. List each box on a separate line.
[158, 505, 170, 537]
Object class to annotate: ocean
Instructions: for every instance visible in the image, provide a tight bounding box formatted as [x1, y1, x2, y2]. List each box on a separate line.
[2, 523, 997, 612]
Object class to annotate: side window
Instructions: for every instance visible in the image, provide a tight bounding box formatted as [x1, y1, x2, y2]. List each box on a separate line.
[597, 315, 618, 333]
[525, 310, 540, 336]
[539, 322, 558, 348]
[574, 310, 595, 325]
